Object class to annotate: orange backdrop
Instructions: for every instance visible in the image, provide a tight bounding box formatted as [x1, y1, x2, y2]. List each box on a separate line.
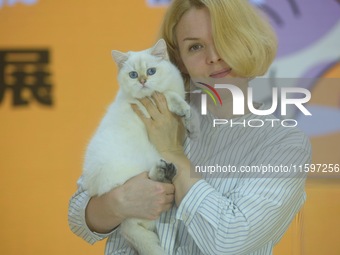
[0, 1, 165, 254]
[0, 1, 339, 255]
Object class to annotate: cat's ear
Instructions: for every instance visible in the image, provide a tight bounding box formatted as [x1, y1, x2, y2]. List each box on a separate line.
[150, 39, 169, 60]
[111, 50, 129, 69]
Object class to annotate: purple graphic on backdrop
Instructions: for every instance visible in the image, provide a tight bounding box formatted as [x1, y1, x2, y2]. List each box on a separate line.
[0, 0, 38, 8]
[252, 0, 340, 58]
[147, 0, 171, 7]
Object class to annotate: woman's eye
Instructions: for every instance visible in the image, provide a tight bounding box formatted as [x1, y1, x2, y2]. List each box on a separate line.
[129, 71, 138, 79]
[189, 44, 203, 52]
[146, 68, 156, 76]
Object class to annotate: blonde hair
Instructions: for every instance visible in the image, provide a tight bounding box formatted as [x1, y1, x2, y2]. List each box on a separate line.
[160, 0, 277, 83]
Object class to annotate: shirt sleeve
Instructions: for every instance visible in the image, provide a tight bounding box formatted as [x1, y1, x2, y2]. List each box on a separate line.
[68, 178, 117, 245]
[176, 142, 311, 255]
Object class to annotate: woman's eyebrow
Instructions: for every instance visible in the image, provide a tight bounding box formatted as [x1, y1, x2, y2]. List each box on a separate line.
[182, 37, 200, 42]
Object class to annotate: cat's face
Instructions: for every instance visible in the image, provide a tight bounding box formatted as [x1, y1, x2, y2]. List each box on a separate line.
[112, 39, 170, 98]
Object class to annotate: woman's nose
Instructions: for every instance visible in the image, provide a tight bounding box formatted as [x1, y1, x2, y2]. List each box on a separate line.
[206, 46, 221, 64]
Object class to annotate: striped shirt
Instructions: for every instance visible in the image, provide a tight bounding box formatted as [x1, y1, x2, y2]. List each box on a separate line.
[68, 105, 311, 255]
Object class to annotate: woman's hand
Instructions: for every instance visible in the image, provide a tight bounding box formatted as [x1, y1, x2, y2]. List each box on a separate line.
[115, 172, 175, 220]
[86, 172, 175, 233]
[132, 92, 186, 157]
[131, 92, 201, 206]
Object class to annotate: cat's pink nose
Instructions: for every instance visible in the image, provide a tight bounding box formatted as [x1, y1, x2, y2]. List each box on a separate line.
[139, 79, 146, 85]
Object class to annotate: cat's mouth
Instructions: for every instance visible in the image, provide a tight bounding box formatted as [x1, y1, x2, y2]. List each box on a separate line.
[139, 84, 150, 90]
[138, 84, 154, 96]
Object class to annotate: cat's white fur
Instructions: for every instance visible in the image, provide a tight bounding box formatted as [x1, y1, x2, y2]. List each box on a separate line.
[82, 39, 197, 255]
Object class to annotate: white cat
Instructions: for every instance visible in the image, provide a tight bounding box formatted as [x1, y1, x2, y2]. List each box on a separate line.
[82, 39, 197, 255]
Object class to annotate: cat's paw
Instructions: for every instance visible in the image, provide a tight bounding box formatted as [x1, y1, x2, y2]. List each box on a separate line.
[164, 92, 191, 118]
[185, 120, 200, 140]
[149, 160, 177, 183]
[184, 108, 200, 139]
[169, 101, 191, 118]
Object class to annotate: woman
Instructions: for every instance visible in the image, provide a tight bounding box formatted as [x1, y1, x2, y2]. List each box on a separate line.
[68, 0, 311, 254]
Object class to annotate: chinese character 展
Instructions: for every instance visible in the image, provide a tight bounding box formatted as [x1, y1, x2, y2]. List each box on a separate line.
[0, 49, 53, 107]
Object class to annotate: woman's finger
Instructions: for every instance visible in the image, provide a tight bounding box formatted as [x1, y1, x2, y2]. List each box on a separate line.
[165, 194, 175, 204]
[131, 104, 152, 125]
[138, 97, 160, 119]
[152, 92, 169, 114]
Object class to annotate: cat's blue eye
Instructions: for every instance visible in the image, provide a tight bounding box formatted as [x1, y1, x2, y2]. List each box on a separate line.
[146, 68, 156, 76]
[129, 71, 138, 79]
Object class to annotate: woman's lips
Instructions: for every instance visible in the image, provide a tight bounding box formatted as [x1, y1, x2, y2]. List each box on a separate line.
[209, 68, 232, 78]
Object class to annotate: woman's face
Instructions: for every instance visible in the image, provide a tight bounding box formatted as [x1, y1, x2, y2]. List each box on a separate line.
[175, 7, 234, 80]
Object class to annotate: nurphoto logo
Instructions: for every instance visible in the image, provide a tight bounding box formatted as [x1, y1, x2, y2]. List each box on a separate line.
[193, 82, 312, 128]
